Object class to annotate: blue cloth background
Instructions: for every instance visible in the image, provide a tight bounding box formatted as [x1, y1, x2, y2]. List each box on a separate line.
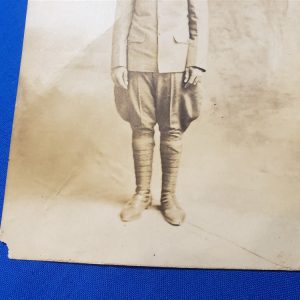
[0, 1, 300, 299]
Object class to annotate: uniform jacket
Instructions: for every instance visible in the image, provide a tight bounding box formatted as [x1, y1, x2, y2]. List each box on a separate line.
[111, 0, 209, 73]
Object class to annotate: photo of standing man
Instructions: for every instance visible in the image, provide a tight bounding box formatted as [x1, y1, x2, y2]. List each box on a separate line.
[111, 0, 208, 226]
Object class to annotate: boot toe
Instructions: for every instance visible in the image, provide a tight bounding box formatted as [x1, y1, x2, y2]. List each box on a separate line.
[162, 208, 186, 226]
[120, 193, 152, 222]
[120, 207, 140, 222]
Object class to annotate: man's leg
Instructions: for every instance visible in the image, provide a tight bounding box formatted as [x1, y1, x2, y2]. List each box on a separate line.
[120, 72, 156, 222]
[132, 128, 155, 196]
[160, 129, 185, 225]
[156, 72, 201, 225]
[120, 128, 155, 221]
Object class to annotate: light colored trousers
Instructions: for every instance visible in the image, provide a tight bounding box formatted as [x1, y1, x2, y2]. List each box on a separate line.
[114, 71, 202, 195]
[115, 71, 202, 133]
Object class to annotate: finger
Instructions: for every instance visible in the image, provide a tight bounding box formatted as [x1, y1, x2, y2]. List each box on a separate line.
[116, 74, 127, 89]
[193, 75, 201, 85]
[195, 78, 201, 85]
[120, 79, 128, 90]
[123, 70, 128, 88]
[184, 67, 190, 83]
[112, 72, 120, 86]
[185, 73, 197, 88]
[113, 77, 119, 87]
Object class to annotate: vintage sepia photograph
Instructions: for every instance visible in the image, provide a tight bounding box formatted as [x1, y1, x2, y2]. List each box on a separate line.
[0, 0, 300, 270]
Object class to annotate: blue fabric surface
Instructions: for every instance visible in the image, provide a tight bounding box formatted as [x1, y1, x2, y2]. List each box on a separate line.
[1, 1, 300, 299]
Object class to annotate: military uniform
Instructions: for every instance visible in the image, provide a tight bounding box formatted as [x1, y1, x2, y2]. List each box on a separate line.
[111, 0, 209, 225]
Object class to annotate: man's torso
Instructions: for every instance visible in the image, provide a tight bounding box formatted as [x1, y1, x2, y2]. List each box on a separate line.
[127, 0, 190, 73]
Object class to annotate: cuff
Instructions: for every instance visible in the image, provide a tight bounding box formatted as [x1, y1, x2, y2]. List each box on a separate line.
[191, 66, 206, 72]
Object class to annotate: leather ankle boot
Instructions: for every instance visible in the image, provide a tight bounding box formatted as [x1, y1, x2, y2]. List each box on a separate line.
[120, 192, 152, 222]
[161, 193, 185, 225]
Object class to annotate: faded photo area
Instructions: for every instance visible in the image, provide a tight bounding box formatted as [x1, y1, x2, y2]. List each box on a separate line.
[1, 0, 300, 270]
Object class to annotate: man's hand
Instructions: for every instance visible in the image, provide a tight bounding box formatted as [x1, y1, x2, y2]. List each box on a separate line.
[184, 67, 204, 88]
[111, 66, 128, 89]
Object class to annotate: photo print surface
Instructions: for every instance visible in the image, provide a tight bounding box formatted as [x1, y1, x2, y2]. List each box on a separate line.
[1, 0, 300, 270]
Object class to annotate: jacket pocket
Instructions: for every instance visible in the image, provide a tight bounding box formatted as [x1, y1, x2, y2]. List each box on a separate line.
[173, 31, 190, 44]
[128, 30, 145, 43]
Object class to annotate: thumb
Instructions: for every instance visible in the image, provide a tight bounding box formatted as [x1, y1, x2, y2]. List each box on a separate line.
[184, 67, 189, 83]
